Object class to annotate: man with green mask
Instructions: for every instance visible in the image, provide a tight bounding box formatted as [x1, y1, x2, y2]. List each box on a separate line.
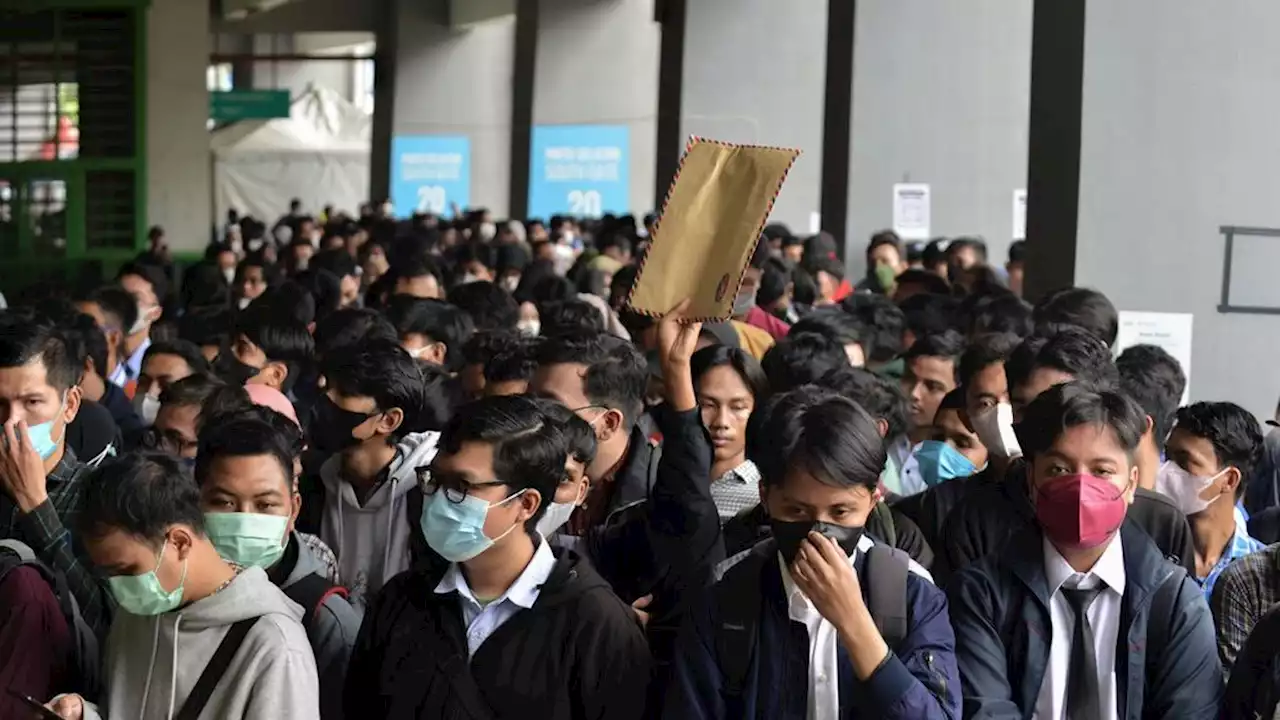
[48, 452, 319, 720]
[194, 405, 360, 720]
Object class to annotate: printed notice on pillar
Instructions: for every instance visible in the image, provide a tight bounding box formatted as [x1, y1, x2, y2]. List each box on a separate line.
[1013, 189, 1027, 240]
[893, 183, 931, 240]
[1115, 311, 1194, 404]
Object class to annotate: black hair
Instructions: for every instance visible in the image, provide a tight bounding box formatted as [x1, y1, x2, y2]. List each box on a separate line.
[749, 236, 772, 270]
[178, 306, 233, 350]
[757, 258, 791, 308]
[1017, 382, 1146, 461]
[790, 308, 861, 348]
[78, 452, 206, 545]
[691, 345, 770, 402]
[88, 285, 138, 333]
[840, 294, 905, 363]
[903, 330, 967, 372]
[0, 311, 80, 391]
[181, 263, 231, 310]
[158, 373, 234, 410]
[194, 404, 304, 489]
[1116, 344, 1187, 450]
[750, 386, 886, 492]
[252, 281, 316, 328]
[791, 267, 818, 306]
[484, 333, 539, 385]
[70, 313, 108, 380]
[534, 331, 647, 427]
[957, 332, 1022, 388]
[313, 307, 399, 358]
[539, 299, 606, 336]
[922, 239, 949, 269]
[534, 399, 598, 468]
[144, 340, 211, 378]
[820, 366, 911, 442]
[464, 329, 525, 367]
[967, 291, 1033, 338]
[496, 244, 531, 275]
[947, 237, 988, 264]
[597, 234, 632, 257]
[894, 268, 951, 296]
[436, 395, 569, 528]
[454, 242, 500, 273]
[1005, 328, 1119, 394]
[1033, 287, 1119, 347]
[760, 332, 850, 395]
[449, 281, 519, 332]
[808, 256, 846, 282]
[312, 248, 358, 279]
[385, 296, 476, 372]
[322, 339, 440, 439]
[391, 253, 443, 283]
[1172, 402, 1264, 492]
[234, 303, 315, 389]
[938, 386, 967, 413]
[1008, 240, 1027, 264]
[118, 261, 169, 304]
[899, 293, 964, 340]
[866, 230, 904, 262]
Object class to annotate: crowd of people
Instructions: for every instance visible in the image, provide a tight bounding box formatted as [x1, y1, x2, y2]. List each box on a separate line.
[1, 198, 1279, 719]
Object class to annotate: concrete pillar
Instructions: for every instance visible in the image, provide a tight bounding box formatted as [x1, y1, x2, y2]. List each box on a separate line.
[846, 0, 1032, 276]
[146, 0, 211, 252]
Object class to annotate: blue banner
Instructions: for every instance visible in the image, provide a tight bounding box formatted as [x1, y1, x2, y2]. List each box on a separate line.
[389, 135, 471, 217]
[528, 124, 629, 219]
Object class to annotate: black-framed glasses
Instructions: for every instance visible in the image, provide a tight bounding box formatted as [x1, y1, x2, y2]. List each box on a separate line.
[415, 467, 509, 504]
[140, 426, 198, 456]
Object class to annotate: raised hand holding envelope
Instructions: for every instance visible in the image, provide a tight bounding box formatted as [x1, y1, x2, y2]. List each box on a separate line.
[626, 137, 801, 320]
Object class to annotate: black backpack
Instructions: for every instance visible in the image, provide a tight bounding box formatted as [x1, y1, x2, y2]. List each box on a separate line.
[0, 539, 100, 699]
[1222, 600, 1280, 720]
[283, 572, 349, 629]
[713, 538, 911, 717]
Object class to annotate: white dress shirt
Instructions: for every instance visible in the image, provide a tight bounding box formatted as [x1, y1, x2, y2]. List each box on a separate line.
[1034, 533, 1126, 720]
[886, 436, 924, 497]
[778, 533, 933, 720]
[434, 538, 557, 658]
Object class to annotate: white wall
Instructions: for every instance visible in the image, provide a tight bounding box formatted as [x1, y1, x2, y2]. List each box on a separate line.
[1075, 0, 1280, 418]
[533, 0, 659, 216]
[846, 0, 1032, 275]
[680, 0, 827, 231]
[147, 0, 211, 252]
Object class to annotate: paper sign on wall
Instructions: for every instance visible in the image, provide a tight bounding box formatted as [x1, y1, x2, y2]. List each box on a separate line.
[1013, 189, 1027, 240]
[626, 137, 800, 321]
[892, 183, 931, 240]
[1115, 311, 1194, 404]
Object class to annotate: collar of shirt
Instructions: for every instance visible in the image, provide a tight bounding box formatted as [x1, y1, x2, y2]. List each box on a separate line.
[715, 459, 761, 486]
[126, 337, 151, 378]
[47, 447, 83, 488]
[434, 536, 556, 611]
[778, 532, 874, 619]
[1214, 528, 1265, 574]
[1043, 531, 1126, 596]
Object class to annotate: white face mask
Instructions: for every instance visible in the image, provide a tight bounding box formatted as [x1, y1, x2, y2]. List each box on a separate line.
[458, 273, 480, 286]
[238, 297, 252, 310]
[971, 402, 1022, 459]
[405, 343, 439, 362]
[221, 268, 236, 284]
[501, 275, 520, 293]
[1155, 460, 1228, 516]
[133, 392, 161, 426]
[517, 320, 541, 337]
[130, 304, 158, 335]
[535, 482, 587, 538]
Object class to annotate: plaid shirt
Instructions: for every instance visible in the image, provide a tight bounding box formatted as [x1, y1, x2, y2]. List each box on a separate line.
[710, 460, 761, 522]
[1210, 540, 1278, 674]
[1201, 528, 1264, 601]
[0, 447, 112, 637]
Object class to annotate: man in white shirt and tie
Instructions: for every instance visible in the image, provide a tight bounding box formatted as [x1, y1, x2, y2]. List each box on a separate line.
[948, 381, 1222, 719]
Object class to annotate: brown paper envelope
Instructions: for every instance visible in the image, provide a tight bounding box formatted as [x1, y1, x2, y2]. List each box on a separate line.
[627, 137, 801, 321]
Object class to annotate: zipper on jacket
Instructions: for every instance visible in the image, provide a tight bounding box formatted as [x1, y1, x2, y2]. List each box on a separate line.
[925, 650, 947, 698]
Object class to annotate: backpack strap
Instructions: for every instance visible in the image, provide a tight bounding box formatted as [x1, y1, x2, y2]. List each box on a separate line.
[175, 617, 260, 720]
[864, 544, 911, 648]
[438, 653, 497, 720]
[283, 573, 348, 629]
[714, 540, 772, 718]
[869, 502, 898, 549]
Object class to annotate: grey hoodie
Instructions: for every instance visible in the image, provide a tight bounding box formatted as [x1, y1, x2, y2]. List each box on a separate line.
[83, 566, 319, 720]
[318, 430, 439, 609]
[277, 532, 362, 720]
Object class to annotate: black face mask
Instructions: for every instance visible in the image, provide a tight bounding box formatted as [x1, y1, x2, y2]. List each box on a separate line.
[311, 394, 378, 455]
[215, 353, 261, 387]
[769, 519, 865, 566]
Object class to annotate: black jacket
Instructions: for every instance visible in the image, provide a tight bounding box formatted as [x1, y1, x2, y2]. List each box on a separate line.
[722, 501, 936, 571]
[344, 544, 651, 720]
[947, 521, 1222, 719]
[892, 470, 977, 559]
[938, 460, 1195, 583]
[99, 382, 144, 441]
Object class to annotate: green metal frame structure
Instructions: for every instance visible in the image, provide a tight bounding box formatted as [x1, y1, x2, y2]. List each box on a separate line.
[0, 0, 148, 292]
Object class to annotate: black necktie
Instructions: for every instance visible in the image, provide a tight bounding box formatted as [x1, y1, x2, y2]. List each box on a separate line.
[1063, 586, 1104, 720]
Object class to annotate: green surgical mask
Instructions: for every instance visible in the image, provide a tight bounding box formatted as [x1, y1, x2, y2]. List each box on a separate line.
[204, 512, 289, 569]
[107, 539, 187, 616]
[873, 262, 898, 292]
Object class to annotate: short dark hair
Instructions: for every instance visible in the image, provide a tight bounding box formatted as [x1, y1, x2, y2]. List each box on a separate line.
[437, 395, 568, 528]
[1017, 382, 1146, 461]
[866, 231, 904, 262]
[894, 269, 951, 296]
[938, 386, 968, 414]
[1033, 287, 1119, 347]
[691, 345, 769, 402]
[144, 340, 211, 377]
[483, 333, 539, 385]
[312, 248, 358, 279]
[1116, 345, 1187, 450]
[840, 294, 905, 363]
[903, 330, 967, 372]
[534, 399, 598, 469]
[539, 299, 606, 336]
[78, 452, 205, 546]
[195, 405, 304, 489]
[1008, 240, 1027, 264]
[958, 332, 1022, 388]
[947, 237, 988, 263]
[158, 373, 234, 410]
[313, 307, 399, 357]
[322, 340, 440, 438]
[464, 329, 523, 367]
[0, 311, 80, 391]
[760, 332, 850, 394]
[757, 258, 791, 308]
[234, 303, 315, 389]
[179, 306, 233, 350]
[899, 293, 963, 340]
[118, 261, 169, 303]
[385, 296, 475, 371]
[790, 308, 861, 348]
[821, 366, 911, 441]
[88, 285, 138, 333]
[751, 386, 886, 492]
[1005, 328, 1118, 394]
[449, 281, 519, 332]
[535, 331, 646, 426]
[1173, 402, 1263, 491]
[967, 291, 1033, 338]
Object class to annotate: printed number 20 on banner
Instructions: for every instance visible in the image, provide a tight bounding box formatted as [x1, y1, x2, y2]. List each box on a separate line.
[416, 186, 447, 214]
[567, 190, 602, 217]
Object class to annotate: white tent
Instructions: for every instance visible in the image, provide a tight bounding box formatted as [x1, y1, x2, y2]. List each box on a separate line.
[211, 84, 371, 223]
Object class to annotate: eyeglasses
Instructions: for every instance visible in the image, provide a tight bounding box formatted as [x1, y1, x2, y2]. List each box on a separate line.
[141, 426, 199, 456]
[415, 467, 509, 504]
